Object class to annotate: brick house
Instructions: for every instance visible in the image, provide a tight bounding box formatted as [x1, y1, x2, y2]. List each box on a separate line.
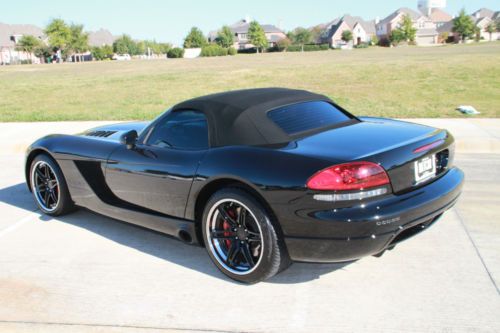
[208, 19, 286, 50]
[321, 15, 376, 47]
[376, 8, 439, 45]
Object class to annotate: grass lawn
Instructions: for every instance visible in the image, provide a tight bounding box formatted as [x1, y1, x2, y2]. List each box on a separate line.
[0, 42, 499, 121]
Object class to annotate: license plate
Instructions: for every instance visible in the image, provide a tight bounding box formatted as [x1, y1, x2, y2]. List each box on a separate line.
[414, 155, 436, 183]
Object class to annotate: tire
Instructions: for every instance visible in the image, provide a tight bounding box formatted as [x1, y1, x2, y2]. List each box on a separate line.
[202, 188, 290, 283]
[29, 154, 75, 216]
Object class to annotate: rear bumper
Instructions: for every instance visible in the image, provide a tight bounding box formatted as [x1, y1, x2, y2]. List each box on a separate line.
[284, 167, 464, 263]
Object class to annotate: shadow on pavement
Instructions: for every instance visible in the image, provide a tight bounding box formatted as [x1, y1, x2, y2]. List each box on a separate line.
[0, 182, 348, 284]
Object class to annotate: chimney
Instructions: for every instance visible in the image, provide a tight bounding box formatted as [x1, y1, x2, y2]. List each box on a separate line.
[475, 12, 480, 19]
[375, 16, 380, 24]
[245, 14, 251, 23]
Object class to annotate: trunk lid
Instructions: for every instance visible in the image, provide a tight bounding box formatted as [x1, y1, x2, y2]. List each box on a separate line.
[290, 117, 454, 193]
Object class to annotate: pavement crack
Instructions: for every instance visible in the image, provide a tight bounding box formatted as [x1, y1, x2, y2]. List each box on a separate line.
[453, 208, 500, 295]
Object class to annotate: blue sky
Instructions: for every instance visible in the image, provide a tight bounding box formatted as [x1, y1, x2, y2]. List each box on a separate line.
[2, 0, 498, 45]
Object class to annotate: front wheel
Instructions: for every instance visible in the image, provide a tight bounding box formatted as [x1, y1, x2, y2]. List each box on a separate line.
[202, 188, 290, 283]
[29, 154, 75, 216]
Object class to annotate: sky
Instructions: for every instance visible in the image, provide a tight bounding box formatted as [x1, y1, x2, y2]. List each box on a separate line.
[2, 0, 498, 45]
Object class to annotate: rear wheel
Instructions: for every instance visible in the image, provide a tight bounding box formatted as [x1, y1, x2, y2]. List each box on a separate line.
[30, 154, 75, 216]
[202, 188, 290, 283]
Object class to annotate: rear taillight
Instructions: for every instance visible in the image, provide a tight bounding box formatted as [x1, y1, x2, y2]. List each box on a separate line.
[307, 161, 390, 191]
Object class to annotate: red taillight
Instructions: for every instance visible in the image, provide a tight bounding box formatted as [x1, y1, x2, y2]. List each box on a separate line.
[413, 139, 445, 154]
[307, 162, 390, 191]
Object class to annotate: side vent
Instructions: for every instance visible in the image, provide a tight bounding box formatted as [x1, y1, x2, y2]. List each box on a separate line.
[85, 130, 117, 138]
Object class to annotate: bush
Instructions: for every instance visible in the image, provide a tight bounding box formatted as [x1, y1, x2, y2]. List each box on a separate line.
[167, 47, 184, 58]
[370, 35, 379, 46]
[275, 37, 292, 51]
[285, 45, 302, 52]
[228, 47, 237, 56]
[286, 44, 329, 52]
[439, 32, 449, 44]
[200, 44, 229, 57]
[378, 37, 391, 47]
[91, 45, 113, 60]
[353, 43, 369, 49]
[237, 47, 257, 54]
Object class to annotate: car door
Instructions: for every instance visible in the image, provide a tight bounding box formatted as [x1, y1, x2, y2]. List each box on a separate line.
[105, 110, 209, 218]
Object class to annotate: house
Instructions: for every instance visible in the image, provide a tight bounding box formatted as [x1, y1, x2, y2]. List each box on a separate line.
[471, 8, 498, 20]
[472, 8, 500, 41]
[321, 15, 376, 47]
[426, 8, 453, 28]
[88, 28, 116, 47]
[376, 7, 439, 45]
[208, 19, 286, 50]
[0, 23, 44, 64]
[437, 8, 500, 42]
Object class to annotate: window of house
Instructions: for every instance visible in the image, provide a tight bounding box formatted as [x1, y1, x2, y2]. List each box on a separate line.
[147, 110, 209, 150]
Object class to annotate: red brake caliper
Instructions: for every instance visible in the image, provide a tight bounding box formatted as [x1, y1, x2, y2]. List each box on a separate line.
[223, 209, 236, 248]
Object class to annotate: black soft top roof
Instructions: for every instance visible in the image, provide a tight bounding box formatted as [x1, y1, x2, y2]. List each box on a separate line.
[172, 88, 348, 147]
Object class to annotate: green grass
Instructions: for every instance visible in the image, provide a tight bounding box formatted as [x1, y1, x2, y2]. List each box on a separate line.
[0, 42, 499, 121]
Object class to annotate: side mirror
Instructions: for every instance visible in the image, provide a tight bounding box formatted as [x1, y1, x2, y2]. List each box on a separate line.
[119, 130, 138, 149]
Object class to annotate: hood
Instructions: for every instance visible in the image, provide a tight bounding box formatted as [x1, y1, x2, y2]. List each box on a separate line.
[79, 121, 150, 141]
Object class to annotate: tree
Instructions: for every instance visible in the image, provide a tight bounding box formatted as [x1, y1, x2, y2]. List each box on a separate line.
[15, 35, 42, 63]
[390, 29, 405, 45]
[113, 35, 137, 55]
[341, 30, 353, 44]
[91, 45, 113, 60]
[167, 47, 184, 58]
[474, 26, 481, 42]
[292, 27, 312, 51]
[159, 43, 171, 54]
[34, 45, 53, 63]
[183, 27, 207, 48]
[136, 40, 146, 55]
[68, 24, 89, 61]
[310, 25, 325, 44]
[45, 19, 71, 57]
[453, 9, 476, 42]
[215, 26, 235, 48]
[276, 37, 291, 51]
[248, 21, 268, 53]
[141, 40, 171, 56]
[395, 14, 417, 43]
[486, 22, 496, 41]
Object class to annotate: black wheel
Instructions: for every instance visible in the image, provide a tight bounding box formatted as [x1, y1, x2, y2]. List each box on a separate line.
[202, 188, 290, 283]
[29, 154, 75, 216]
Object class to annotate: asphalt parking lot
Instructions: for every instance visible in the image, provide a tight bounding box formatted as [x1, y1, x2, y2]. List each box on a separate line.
[0, 119, 499, 333]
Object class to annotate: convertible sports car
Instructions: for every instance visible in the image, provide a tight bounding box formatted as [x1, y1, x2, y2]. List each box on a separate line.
[25, 88, 464, 283]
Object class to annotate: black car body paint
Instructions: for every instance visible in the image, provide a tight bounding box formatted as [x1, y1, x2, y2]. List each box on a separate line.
[25, 88, 464, 263]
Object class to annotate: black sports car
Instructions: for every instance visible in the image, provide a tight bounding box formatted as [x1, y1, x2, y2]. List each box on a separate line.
[25, 88, 464, 283]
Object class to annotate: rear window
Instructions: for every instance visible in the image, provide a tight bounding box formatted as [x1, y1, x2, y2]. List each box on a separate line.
[267, 101, 351, 135]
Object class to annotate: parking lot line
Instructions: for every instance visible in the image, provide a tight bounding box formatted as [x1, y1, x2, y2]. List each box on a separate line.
[0, 210, 39, 239]
[454, 207, 500, 295]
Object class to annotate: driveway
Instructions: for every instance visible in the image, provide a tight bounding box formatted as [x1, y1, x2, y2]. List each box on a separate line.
[0, 120, 499, 332]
